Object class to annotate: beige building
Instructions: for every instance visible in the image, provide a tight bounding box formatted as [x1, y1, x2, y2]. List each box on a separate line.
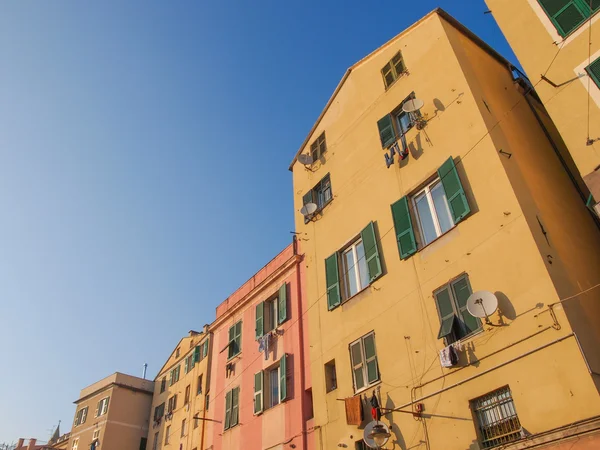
[485, 0, 600, 210]
[69, 372, 154, 450]
[290, 8, 600, 450]
[148, 329, 212, 450]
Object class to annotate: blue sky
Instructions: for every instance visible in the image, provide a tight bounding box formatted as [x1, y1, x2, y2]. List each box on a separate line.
[0, 0, 518, 442]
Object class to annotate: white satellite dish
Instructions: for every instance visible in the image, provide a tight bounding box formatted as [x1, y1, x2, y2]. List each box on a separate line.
[298, 154, 314, 165]
[363, 421, 391, 449]
[402, 98, 425, 113]
[300, 202, 317, 216]
[466, 291, 499, 321]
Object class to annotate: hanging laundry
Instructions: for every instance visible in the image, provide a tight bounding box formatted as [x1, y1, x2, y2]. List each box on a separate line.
[345, 396, 363, 425]
[440, 344, 458, 367]
[370, 392, 381, 421]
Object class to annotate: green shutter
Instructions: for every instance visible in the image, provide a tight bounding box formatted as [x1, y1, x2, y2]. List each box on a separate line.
[325, 253, 341, 310]
[363, 334, 379, 384]
[254, 371, 263, 414]
[350, 342, 365, 391]
[228, 325, 235, 359]
[453, 277, 480, 334]
[184, 357, 189, 374]
[193, 346, 200, 364]
[435, 287, 457, 339]
[231, 387, 239, 426]
[280, 354, 288, 402]
[438, 157, 470, 224]
[586, 56, 600, 88]
[255, 302, 264, 339]
[235, 321, 242, 355]
[377, 114, 396, 148]
[203, 339, 209, 358]
[538, 0, 588, 37]
[303, 191, 313, 205]
[224, 390, 232, 429]
[278, 283, 288, 324]
[391, 197, 417, 259]
[360, 222, 382, 282]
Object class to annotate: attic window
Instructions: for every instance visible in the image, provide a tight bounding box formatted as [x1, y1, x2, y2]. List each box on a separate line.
[381, 51, 406, 89]
[310, 132, 327, 162]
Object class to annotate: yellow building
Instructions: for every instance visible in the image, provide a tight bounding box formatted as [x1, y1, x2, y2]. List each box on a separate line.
[290, 9, 600, 450]
[485, 0, 600, 210]
[68, 372, 154, 450]
[148, 328, 212, 450]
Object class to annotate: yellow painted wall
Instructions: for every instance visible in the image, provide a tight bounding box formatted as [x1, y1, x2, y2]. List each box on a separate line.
[291, 11, 600, 450]
[485, 0, 600, 181]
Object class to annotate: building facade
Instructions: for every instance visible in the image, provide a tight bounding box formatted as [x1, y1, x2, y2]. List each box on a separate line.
[69, 372, 154, 450]
[147, 328, 212, 450]
[208, 240, 314, 450]
[290, 9, 600, 450]
[485, 0, 600, 210]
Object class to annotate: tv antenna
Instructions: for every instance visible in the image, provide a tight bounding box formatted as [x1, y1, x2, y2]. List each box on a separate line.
[466, 291, 499, 325]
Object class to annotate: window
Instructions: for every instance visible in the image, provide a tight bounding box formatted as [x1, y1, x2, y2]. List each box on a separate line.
[349, 332, 379, 392]
[71, 439, 79, 450]
[306, 388, 314, 419]
[185, 354, 194, 374]
[154, 403, 165, 421]
[391, 157, 470, 259]
[228, 321, 242, 359]
[202, 338, 209, 359]
[325, 222, 383, 310]
[152, 432, 159, 450]
[167, 394, 178, 413]
[96, 397, 109, 417]
[175, 347, 180, 358]
[74, 406, 88, 426]
[412, 178, 454, 246]
[255, 284, 288, 339]
[253, 355, 288, 415]
[160, 377, 166, 393]
[181, 418, 187, 437]
[435, 274, 480, 344]
[92, 429, 100, 440]
[381, 51, 406, 88]
[325, 360, 337, 393]
[376, 93, 421, 150]
[586, 56, 600, 89]
[169, 365, 181, 386]
[303, 174, 332, 213]
[197, 374, 203, 395]
[139, 437, 147, 450]
[538, 0, 599, 37]
[310, 132, 327, 162]
[471, 386, 522, 448]
[184, 385, 191, 405]
[194, 416, 199, 429]
[205, 393, 210, 411]
[165, 425, 171, 444]
[224, 387, 240, 430]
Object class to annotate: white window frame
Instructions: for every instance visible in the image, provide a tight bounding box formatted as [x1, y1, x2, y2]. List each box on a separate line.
[165, 425, 171, 444]
[71, 439, 79, 450]
[411, 178, 454, 246]
[264, 297, 278, 334]
[97, 397, 110, 417]
[349, 332, 379, 393]
[152, 432, 159, 450]
[92, 429, 100, 440]
[341, 238, 368, 299]
[74, 406, 88, 426]
[268, 366, 280, 409]
[181, 418, 187, 437]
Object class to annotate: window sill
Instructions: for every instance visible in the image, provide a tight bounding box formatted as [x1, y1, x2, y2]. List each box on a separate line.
[354, 380, 381, 396]
[227, 352, 241, 362]
[223, 423, 240, 433]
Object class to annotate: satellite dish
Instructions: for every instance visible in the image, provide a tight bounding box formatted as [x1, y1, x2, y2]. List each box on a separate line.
[402, 98, 425, 113]
[298, 154, 314, 165]
[466, 291, 499, 320]
[300, 203, 317, 216]
[363, 421, 391, 449]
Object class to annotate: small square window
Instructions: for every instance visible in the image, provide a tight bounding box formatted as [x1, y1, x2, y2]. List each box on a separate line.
[324, 360, 337, 393]
[92, 429, 100, 440]
[96, 397, 110, 417]
[310, 132, 327, 162]
[471, 386, 522, 448]
[349, 332, 379, 393]
[381, 51, 406, 88]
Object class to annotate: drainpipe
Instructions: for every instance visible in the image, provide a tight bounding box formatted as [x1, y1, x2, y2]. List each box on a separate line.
[294, 235, 308, 450]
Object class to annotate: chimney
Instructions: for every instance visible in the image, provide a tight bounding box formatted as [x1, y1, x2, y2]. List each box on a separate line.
[17, 439, 24, 449]
[27, 439, 37, 450]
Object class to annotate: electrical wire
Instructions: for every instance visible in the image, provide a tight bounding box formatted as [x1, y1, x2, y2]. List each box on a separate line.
[587, 0, 594, 143]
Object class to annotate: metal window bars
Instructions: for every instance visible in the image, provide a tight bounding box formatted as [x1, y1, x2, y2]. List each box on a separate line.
[472, 386, 523, 448]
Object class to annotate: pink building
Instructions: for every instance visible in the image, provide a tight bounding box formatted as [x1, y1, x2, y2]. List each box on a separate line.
[208, 238, 314, 450]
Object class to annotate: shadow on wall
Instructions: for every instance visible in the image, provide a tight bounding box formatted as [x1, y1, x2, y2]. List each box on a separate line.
[384, 395, 408, 450]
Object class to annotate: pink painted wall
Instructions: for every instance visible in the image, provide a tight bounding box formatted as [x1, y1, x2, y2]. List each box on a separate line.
[208, 239, 314, 450]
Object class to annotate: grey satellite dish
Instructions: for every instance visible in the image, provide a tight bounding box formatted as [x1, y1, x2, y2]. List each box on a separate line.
[466, 291, 499, 321]
[300, 202, 317, 216]
[298, 154, 314, 165]
[402, 98, 425, 113]
[363, 421, 391, 449]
